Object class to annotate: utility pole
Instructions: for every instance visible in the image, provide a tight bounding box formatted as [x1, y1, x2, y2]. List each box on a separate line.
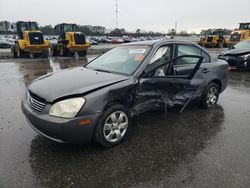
[115, 0, 118, 29]
[175, 21, 177, 34]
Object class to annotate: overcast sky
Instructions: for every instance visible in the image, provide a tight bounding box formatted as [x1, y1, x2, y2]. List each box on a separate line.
[0, 0, 249, 33]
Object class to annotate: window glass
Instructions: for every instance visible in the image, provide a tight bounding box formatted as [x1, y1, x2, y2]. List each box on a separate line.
[147, 46, 172, 77]
[176, 45, 210, 64]
[176, 45, 201, 65]
[86, 45, 151, 76]
[234, 40, 250, 49]
[202, 51, 210, 63]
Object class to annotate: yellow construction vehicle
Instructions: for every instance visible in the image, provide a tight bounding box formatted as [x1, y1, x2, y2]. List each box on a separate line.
[199, 30, 229, 48]
[51, 23, 90, 57]
[11, 21, 50, 58]
[198, 36, 207, 47]
[229, 22, 250, 46]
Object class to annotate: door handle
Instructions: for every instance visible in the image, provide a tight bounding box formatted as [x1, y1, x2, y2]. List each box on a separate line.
[201, 68, 210, 73]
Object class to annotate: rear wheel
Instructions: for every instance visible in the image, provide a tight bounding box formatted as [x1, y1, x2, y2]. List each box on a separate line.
[200, 82, 219, 109]
[33, 53, 41, 58]
[78, 50, 87, 57]
[95, 104, 131, 147]
[11, 45, 17, 58]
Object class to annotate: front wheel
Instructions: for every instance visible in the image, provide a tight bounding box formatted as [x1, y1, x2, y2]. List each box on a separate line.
[51, 44, 58, 57]
[200, 82, 219, 109]
[95, 104, 131, 147]
[59, 46, 68, 57]
[16, 44, 26, 58]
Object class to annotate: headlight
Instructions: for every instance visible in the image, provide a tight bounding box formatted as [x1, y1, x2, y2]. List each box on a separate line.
[49, 97, 85, 118]
[243, 54, 250, 60]
[218, 55, 228, 61]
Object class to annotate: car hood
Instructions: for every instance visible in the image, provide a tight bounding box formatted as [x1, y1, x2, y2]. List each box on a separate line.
[222, 48, 250, 56]
[29, 67, 130, 102]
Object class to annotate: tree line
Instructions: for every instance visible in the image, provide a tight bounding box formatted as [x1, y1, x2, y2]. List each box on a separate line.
[0, 20, 166, 37]
[0, 20, 233, 37]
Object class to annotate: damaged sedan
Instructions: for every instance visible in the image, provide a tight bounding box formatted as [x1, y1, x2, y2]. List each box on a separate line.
[218, 39, 250, 70]
[22, 40, 229, 147]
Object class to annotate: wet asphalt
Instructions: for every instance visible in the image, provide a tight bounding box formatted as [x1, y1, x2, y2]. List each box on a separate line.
[0, 49, 250, 188]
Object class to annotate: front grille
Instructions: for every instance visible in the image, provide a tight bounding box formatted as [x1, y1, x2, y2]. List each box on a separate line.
[29, 32, 44, 45]
[74, 33, 86, 44]
[27, 92, 46, 112]
[207, 37, 213, 42]
[230, 34, 241, 42]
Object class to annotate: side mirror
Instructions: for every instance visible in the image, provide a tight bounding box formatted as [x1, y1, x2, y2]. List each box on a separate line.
[228, 46, 235, 50]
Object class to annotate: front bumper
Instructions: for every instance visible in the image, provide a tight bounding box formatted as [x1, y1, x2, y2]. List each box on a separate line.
[21, 97, 100, 143]
[218, 55, 247, 69]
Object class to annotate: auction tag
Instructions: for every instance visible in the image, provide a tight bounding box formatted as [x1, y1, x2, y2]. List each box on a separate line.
[129, 49, 146, 54]
[134, 55, 145, 62]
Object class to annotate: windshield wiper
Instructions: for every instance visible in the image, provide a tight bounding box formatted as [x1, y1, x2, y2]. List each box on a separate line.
[93, 69, 111, 73]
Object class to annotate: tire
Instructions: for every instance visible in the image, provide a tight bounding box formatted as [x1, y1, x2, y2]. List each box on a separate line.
[51, 44, 58, 57]
[220, 42, 223, 48]
[246, 55, 250, 70]
[78, 50, 87, 57]
[59, 45, 68, 57]
[95, 104, 131, 147]
[200, 82, 219, 109]
[11, 45, 17, 58]
[16, 44, 26, 58]
[33, 53, 41, 58]
[42, 50, 49, 58]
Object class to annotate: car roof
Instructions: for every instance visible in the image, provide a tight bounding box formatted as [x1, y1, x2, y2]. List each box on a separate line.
[121, 39, 198, 47]
[121, 39, 211, 60]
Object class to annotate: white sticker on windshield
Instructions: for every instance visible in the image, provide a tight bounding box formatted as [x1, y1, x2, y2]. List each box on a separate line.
[129, 49, 147, 54]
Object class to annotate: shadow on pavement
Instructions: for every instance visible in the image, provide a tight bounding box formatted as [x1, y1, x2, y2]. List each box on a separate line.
[29, 105, 224, 187]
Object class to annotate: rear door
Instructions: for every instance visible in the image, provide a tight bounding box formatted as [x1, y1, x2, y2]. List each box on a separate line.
[173, 44, 211, 76]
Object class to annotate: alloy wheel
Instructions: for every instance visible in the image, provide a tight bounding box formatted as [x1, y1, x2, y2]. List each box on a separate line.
[103, 111, 128, 143]
[206, 86, 218, 106]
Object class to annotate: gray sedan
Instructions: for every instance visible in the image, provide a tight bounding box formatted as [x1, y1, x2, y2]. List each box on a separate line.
[22, 40, 229, 147]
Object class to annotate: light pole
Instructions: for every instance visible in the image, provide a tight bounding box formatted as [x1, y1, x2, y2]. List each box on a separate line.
[115, 0, 118, 29]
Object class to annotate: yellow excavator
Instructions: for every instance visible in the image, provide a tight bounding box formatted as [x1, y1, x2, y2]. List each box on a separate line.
[229, 22, 250, 46]
[198, 30, 229, 48]
[51, 23, 90, 57]
[11, 21, 50, 58]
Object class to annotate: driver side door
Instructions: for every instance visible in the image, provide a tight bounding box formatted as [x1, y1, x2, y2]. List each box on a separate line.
[134, 43, 204, 114]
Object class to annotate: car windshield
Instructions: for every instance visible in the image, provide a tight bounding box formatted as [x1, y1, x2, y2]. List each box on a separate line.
[86, 45, 151, 76]
[234, 40, 250, 49]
